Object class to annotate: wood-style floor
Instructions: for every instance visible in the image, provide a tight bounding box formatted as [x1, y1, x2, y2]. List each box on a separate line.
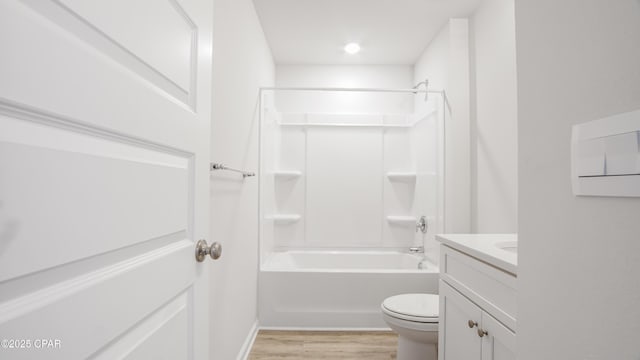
[248, 330, 398, 360]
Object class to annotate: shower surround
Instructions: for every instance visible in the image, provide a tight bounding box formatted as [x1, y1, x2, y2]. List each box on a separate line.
[258, 87, 446, 328]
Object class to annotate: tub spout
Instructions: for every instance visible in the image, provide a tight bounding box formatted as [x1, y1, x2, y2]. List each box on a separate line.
[409, 246, 424, 254]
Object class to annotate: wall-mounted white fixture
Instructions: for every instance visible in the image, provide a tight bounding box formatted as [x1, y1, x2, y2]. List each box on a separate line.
[571, 108, 640, 197]
[273, 170, 302, 180]
[266, 214, 301, 225]
[344, 42, 360, 54]
[386, 171, 417, 182]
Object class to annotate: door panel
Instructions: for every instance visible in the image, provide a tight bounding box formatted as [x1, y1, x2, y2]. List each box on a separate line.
[99, 292, 191, 360]
[56, 0, 196, 94]
[481, 312, 516, 360]
[439, 280, 483, 360]
[0, 0, 212, 358]
[0, 0, 197, 140]
[0, 116, 189, 281]
[1, 242, 194, 359]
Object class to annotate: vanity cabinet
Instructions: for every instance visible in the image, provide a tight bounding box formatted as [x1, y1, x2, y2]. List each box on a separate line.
[438, 243, 517, 360]
[440, 281, 515, 360]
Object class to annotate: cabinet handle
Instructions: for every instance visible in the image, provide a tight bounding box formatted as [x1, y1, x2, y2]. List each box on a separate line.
[467, 320, 478, 328]
[477, 328, 488, 337]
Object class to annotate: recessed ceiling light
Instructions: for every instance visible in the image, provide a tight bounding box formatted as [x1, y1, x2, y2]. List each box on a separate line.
[344, 43, 361, 55]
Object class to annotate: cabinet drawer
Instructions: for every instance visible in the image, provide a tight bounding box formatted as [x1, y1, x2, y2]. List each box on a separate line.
[440, 245, 517, 331]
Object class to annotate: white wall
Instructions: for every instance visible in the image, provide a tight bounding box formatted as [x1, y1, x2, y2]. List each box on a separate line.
[261, 65, 440, 251]
[305, 127, 384, 247]
[414, 19, 471, 234]
[275, 65, 414, 114]
[469, 0, 518, 233]
[276, 65, 413, 89]
[516, 1, 640, 359]
[210, 0, 274, 358]
[413, 24, 449, 96]
[410, 110, 441, 264]
[414, 7, 518, 235]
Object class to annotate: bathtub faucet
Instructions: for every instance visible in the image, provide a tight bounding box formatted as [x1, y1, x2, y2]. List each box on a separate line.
[416, 216, 428, 234]
[409, 246, 424, 254]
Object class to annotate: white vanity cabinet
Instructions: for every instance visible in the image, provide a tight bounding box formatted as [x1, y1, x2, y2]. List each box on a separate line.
[436, 235, 518, 360]
[440, 281, 515, 360]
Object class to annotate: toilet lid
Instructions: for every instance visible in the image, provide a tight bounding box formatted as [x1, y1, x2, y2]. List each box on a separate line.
[382, 294, 439, 323]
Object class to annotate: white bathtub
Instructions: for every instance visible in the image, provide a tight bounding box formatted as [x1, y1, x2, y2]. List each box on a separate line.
[258, 251, 439, 329]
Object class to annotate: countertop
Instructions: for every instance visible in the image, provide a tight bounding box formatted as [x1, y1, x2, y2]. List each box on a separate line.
[436, 233, 518, 275]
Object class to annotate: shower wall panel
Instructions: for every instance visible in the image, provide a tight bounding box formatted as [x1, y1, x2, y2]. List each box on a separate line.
[382, 128, 416, 246]
[273, 127, 305, 247]
[305, 128, 383, 247]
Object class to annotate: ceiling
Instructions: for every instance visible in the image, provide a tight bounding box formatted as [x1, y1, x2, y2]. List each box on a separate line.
[252, 0, 482, 65]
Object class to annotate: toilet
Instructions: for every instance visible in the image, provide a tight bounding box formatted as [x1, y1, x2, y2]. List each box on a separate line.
[381, 293, 439, 360]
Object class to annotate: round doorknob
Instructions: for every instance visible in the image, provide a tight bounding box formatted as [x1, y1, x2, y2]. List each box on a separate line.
[195, 239, 222, 262]
[477, 328, 488, 337]
[468, 320, 478, 328]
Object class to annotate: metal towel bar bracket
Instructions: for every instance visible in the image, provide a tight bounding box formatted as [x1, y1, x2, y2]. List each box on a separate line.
[210, 163, 255, 178]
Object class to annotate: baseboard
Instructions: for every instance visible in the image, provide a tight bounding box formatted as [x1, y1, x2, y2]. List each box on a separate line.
[236, 320, 259, 360]
[258, 326, 392, 332]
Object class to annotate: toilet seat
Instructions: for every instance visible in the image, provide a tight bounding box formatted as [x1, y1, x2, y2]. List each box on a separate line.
[382, 293, 439, 323]
[381, 293, 439, 360]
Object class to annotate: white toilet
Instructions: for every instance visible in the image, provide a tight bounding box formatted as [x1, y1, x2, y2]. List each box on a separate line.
[381, 293, 439, 360]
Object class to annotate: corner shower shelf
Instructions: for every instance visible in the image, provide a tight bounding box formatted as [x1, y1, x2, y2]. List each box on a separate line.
[386, 215, 417, 225]
[266, 214, 301, 225]
[273, 170, 302, 180]
[386, 172, 417, 182]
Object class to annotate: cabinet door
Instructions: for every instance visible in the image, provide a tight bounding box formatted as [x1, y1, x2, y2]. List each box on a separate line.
[481, 312, 516, 360]
[439, 280, 483, 360]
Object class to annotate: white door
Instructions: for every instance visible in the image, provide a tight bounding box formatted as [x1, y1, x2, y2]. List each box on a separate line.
[481, 312, 516, 360]
[0, 0, 213, 359]
[439, 281, 483, 360]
